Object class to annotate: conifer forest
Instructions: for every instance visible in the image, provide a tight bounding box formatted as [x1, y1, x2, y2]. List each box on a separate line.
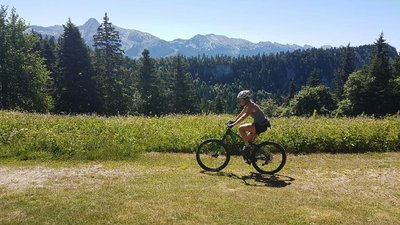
[1, 7, 399, 117]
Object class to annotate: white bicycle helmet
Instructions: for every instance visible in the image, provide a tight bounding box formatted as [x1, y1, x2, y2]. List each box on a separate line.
[237, 90, 251, 99]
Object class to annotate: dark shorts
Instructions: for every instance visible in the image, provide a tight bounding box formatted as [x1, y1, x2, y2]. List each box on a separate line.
[253, 120, 270, 135]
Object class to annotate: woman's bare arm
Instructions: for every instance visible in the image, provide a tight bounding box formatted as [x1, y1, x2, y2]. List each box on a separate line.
[232, 106, 250, 126]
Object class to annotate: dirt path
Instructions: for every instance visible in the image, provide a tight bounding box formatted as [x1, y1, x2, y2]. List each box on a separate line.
[0, 164, 136, 192]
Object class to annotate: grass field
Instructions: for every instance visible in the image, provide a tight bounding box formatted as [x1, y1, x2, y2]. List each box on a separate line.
[1, 111, 400, 160]
[1, 152, 399, 225]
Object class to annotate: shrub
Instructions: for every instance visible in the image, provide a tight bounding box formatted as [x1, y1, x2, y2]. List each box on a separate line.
[289, 85, 336, 116]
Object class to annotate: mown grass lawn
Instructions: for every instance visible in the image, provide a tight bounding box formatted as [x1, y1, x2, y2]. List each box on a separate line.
[1, 152, 399, 225]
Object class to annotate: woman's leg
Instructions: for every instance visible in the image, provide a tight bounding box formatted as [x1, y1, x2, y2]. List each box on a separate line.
[238, 123, 257, 144]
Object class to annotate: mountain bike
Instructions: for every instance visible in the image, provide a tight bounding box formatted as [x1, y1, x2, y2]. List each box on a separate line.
[196, 122, 286, 174]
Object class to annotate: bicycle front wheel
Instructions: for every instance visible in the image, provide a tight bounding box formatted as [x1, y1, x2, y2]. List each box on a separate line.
[251, 142, 286, 174]
[196, 139, 230, 172]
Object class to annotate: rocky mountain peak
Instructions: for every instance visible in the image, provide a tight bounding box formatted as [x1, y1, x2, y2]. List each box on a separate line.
[82, 18, 100, 28]
[29, 18, 313, 58]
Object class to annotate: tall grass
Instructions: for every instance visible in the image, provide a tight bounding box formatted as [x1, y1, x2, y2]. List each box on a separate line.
[1, 111, 399, 160]
[267, 116, 400, 154]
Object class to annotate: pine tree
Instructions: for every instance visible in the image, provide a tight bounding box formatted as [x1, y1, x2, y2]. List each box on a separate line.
[391, 56, 400, 112]
[93, 12, 123, 69]
[138, 49, 162, 115]
[56, 19, 100, 113]
[0, 6, 8, 108]
[212, 96, 224, 114]
[368, 33, 393, 115]
[287, 79, 297, 100]
[393, 55, 400, 76]
[93, 13, 128, 115]
[341, 33, 396, 116]
[41, 36, 57, 77]
[334, 44, 355, 100]
[172, 55, 195, 113]
[306, 69, 322, 87]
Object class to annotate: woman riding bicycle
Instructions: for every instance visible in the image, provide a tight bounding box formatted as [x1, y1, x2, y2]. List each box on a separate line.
[228, 90, 270, 153]
[196, 90, 286, 174]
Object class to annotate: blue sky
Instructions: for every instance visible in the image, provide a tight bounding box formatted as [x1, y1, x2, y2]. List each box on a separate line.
[2, 0, 399, 50]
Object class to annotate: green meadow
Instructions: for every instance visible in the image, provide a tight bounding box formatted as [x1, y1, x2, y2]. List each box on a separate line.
[1, 152, 399, 225]
[1, 111, 400, 224]
[1, 111, 399, 160]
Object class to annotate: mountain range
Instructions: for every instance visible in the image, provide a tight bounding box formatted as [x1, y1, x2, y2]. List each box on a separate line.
[28, 18, 316, 58]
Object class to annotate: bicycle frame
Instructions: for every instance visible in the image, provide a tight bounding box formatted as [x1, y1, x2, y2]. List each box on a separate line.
[221, 127, 244, 153]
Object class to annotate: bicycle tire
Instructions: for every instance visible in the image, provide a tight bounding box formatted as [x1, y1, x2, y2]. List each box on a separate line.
[196, 139, 230, 172]
[251, 142, 286, 174]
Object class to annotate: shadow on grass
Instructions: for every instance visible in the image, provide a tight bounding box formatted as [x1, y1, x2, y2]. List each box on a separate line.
[201, 171, 295, 187]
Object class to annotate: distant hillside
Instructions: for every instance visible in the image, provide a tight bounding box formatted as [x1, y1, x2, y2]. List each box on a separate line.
[28, 18, 313, 58]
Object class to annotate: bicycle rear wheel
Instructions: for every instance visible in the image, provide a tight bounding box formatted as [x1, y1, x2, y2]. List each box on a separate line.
[251, 142, 286, 174]
[196, 139, 230, 172]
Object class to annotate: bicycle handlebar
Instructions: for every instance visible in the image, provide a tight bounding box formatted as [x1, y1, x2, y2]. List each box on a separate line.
[226, 121, 234, 129]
